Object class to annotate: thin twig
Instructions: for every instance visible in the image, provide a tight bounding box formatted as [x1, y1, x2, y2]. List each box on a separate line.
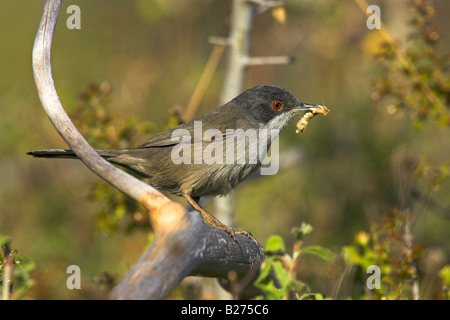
[183, 45, 225, 122]
[246, 0, 283, 9]
[401, 210, 420, 300]
[208, 36, 231, 46]
[2, 254, 12, 300]
[245, 56, 293, 66]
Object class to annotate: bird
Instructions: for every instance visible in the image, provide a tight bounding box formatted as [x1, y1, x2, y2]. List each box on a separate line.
[28, 85, 321, 240]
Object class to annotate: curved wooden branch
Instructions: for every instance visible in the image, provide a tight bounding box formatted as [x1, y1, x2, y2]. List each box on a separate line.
[111, 212, 264, 300]
[32, 0, 264, 300]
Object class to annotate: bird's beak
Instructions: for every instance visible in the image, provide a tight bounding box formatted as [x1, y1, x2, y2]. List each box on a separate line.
[290, 103, 320, 113]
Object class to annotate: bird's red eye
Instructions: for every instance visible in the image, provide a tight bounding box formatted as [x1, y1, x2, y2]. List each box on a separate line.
[271, 100, 283, 111]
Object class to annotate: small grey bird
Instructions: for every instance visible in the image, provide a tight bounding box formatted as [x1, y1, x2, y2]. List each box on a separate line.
[28, 85, 321, 239]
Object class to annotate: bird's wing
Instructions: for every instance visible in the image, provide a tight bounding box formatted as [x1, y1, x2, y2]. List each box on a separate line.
[137, 128, 231, 149]
[136, 105, 236, 149]
[136, 128, 183, 148]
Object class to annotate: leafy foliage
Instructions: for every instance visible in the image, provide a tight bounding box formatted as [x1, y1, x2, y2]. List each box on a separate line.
[0, 236, 35, 300]
[343, 209, 424, 299]
[254, 223, 334, 300]
[439, 265, 450, 299]
[372, 0, 450, 129]
[371, 0, 450, 193]
[71, 83, 156, 234]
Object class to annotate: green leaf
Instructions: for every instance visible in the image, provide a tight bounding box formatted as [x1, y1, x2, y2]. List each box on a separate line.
[272, 261, 292, 290]
[264, 235, 286, 254]
[292, 223, 314, 241]
[300, 245, 335, 262]
[253, 258, 285, 300]
[299, 292, 325, 300]
[439, 265, 450, 286]
[0, 235, 11, 249]
[342, 246, 367, 266]
[256, 257, 275, 282]
[13, 254, 35, 273]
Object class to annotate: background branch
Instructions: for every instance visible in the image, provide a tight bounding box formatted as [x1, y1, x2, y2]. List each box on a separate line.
[212, 0, 292, 276]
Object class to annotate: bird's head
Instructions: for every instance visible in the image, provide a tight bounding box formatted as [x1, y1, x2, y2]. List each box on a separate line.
[234, 85, 320, 131]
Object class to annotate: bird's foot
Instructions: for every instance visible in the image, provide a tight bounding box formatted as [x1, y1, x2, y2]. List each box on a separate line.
[209, 221, 257, 244]
[197, 209, 256, 243]
[182, 193, 257, 243]
[234, 229, 257, 244]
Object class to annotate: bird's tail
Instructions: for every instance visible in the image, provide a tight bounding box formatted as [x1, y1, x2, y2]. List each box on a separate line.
[26, 149, 124, 159]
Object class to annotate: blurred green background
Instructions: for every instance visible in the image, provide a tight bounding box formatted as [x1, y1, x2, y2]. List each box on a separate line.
[0, 0, 449, 299]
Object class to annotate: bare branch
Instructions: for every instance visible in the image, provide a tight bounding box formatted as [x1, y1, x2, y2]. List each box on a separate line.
[246, 0, 284, 15]
[208, 36, 232, 46]
[245, 56, 293, 66]
[246, 0, 284, 9]
[32, 0, 154, 209]
[111, 213, 264, 300]
[183, 45, 225, 122]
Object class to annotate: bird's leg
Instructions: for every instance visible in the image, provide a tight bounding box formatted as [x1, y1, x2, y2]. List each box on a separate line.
[183, 194, 255, 242]
[183, 194, 237, 240]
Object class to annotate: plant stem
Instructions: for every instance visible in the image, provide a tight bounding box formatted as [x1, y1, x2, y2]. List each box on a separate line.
[2, 254, 12, 300]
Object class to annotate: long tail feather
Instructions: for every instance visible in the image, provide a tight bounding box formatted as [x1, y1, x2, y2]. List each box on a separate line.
[26, 149, 123, 159]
